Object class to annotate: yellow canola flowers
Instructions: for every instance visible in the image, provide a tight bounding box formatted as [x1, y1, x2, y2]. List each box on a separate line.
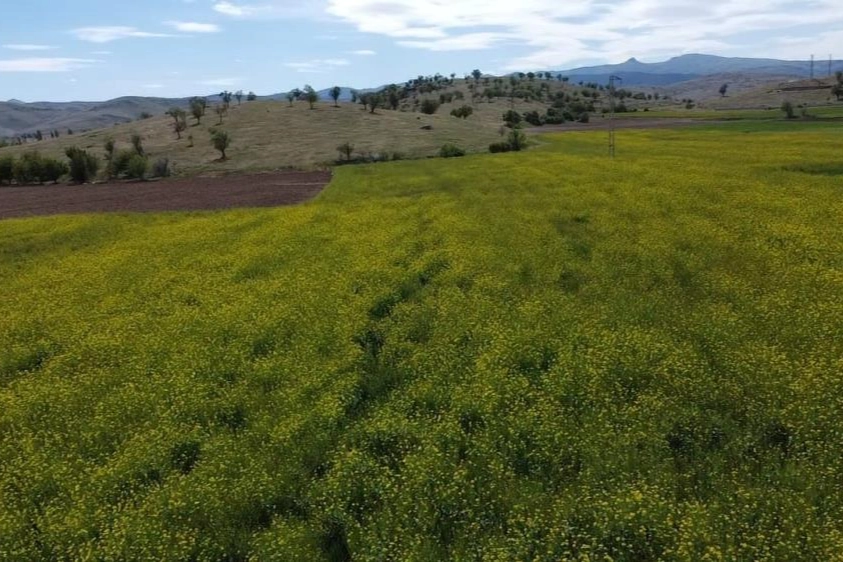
[1, 123, 842, 561]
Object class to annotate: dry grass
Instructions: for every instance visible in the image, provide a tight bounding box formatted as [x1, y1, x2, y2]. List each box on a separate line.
[0, 98, 545, 176]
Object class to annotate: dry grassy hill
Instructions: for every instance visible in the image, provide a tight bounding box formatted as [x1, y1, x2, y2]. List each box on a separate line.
[0, 96, 556, 176]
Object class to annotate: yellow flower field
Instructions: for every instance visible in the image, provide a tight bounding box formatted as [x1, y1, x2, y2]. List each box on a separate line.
[1, 124, 842, 560]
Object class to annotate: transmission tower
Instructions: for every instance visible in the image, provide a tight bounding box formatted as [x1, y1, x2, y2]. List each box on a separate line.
[810, 54, 815, 79]
[608, 75, 622, 159]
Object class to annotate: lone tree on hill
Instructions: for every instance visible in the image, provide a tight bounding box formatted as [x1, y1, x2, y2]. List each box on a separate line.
[219, 91, 233, 109]
[214, 104, 228, 124]
[330, 86, 342, 106]
[781, 100, 795, 119]
[131, 134, 144, 156]
[166, 108, 187, 139]
[303, 85, 319, 109]
[211, 130, 231, 160]
[235, 90, 244, 105]
[247, 91, 257, 101]
[719, 83, 728, 97]
[472, 69, 482, 82]
[189, 97, 206, 125]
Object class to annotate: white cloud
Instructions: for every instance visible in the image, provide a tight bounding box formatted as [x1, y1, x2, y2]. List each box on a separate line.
[213, 1, 324, 19]
[3, 44, 55, 51]
[0, 58, 97, 72]
[322, 0, 843, 70]
[165, 21, 222, 33]
[283, 58, 350, 73]
[349, 49, 376, 55]
[71, 26, 174, 43]
[201, 77, 242, 86]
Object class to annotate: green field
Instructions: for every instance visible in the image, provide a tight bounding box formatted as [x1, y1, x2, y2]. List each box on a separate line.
[2, 125, 842, 560]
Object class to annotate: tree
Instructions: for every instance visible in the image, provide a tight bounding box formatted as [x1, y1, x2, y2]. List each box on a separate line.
[188, 97, 206, 124]
[0, 155, 14, 185]
[103, 138, 116, 177]
[286, 88, 302, 107]
[211, 130, 231, 160]
[64, 147, 99, 183]
[507, 129, 527, 151]
[472, 69, 482, 82]
[303, 85, 319, 109]
[131, 134, 144, 156]
[350, 90, 358, 104]
[719, 83, 728, 97]
[364, 93, 381, 114]
[219, 91, 233, 108]
[336, 142, 354, 161]
[13, 152, 42, 184]
[214, 104, 228, 124]
[330, 86, 342, 107]
[781, 100, 795, 119]
[247, 91, 257, 101]
[502, 109, 522, 128]
[832, 83, 843, 101]
[168, 108, 188, 138]
[235, 90, 244, 105]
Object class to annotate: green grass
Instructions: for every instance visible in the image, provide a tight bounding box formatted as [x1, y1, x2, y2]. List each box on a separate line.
[2, 126, 843, 560]
[616, 105, 843, 120]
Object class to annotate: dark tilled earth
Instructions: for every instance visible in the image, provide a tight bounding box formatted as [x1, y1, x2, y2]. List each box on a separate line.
[0, 170, 331, 219]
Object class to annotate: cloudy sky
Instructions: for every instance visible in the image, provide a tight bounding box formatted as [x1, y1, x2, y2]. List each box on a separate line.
[0, 0, 841, 101]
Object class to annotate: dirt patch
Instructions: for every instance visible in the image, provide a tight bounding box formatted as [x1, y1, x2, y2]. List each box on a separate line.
[0, 170, 331, 220]
[530, 118, 731, 133]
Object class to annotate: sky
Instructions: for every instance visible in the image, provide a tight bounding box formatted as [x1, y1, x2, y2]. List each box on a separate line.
[1, 0, 842, 102]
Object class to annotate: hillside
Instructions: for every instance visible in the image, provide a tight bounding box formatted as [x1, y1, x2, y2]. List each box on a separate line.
[0, 97, 539, 175]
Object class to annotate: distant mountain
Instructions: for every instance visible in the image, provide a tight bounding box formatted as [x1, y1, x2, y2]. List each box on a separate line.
[0, 96, 191, 138]
[554, 54, 843, 81]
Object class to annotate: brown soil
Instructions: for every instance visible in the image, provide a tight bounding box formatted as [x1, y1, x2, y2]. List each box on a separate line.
[0, 170, 331, 220]
[531, 118, 731, 132]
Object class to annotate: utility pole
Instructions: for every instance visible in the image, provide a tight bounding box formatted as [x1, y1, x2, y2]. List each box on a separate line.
[810, 54, 815, 79]
[830, 55, 833, 78]
[608, 75, 622, 159]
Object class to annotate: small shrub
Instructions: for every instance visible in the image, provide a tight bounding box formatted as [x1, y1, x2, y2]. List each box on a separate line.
[109, 149, 135, 179]
[420, 99, 441, 115]
[130, 134, 144, 156]
[439, 144, 466, 158]
[489, 142, 512, 153]
[578, 112, 590, 123]
[152, 158, 171, 178]
[65, 147, 100, 184]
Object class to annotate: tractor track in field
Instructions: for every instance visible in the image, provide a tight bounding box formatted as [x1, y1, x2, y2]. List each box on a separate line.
[0, 170, 331, 220]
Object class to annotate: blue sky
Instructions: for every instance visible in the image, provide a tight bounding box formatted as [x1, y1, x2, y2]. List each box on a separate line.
[1, 0, 842, 102]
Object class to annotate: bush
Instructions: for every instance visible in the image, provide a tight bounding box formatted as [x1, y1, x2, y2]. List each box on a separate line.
[152, 158, 171, 178]
[211, 130, 231, 160]
[126, 155, 148, 180]
[39, 158, 69, 184]
[65, 147, 100, 184]
[578, 112, 590, 123]
[489, 142, 512, 153]
[109, 149, 135, 179]
[0, 155, 14, 185]
[502, 110, 522, 128]
[13, 152, 42, 185]
[450, 105, 473, 119]
[439, 144, 466, 158]
[420, 99, 441, 115]
[337, 142, 355, 162]
[523, 110, 543, 126]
